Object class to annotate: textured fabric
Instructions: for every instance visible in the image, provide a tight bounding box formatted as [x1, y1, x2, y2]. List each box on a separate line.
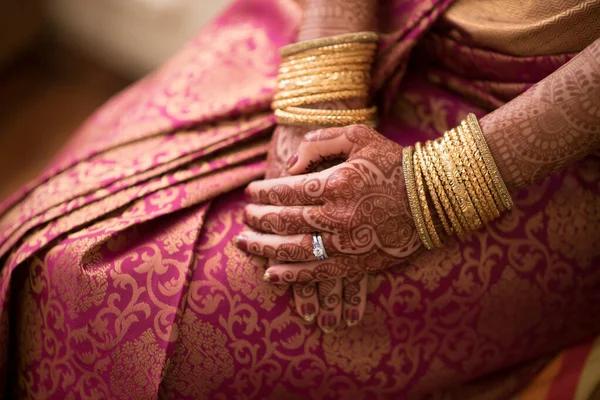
[514, 337, 600, 400]
[441, 0, 600, 56]
[1, 0, 600, 398]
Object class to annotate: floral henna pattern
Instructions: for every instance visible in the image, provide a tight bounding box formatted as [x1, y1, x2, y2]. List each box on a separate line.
[244, 124, 421, 278]
[483, 38, 600, 191]
[305, 152, 347, 173]
[298, 0, 376, 41]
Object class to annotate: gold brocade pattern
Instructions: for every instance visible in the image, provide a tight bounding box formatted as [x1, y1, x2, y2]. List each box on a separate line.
[403, 240, 463, 292]
[110, 329, 166, 400]
[322, 305, 392, 382]
[477, 268, 543, 348]
[162, 310, 234, 399]
[3, 0, 600, 398]
[225, 242, 288, 312]
[444, 0, 600, 56]
[546, 167, 600, 269]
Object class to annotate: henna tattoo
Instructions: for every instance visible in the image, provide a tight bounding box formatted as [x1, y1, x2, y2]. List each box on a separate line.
[483, 39, 600, 191]
[317, 279, 342, 312]
[246, 125, 422, 276]
[305, 152, 347, 173]
[298, 0, 376, 41]
[342, 272, 365, 306]
[265, 125, 308, 179]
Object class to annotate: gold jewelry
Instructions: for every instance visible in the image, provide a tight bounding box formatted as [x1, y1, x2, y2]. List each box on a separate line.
[460, 120, 504, 212]
[283, 43, 377, 61]
[280, 31, 378, 57]
[271, 89, 368, 109]
[279, 55, 374, 74]
[277, 70, 371, 92]
[415, 142, 453, 236]
[444, 129, 490, 224]
[466, 113, 513, 210]
[435, 140, 482, 231]
[425, 141, 467, 237]
[277, 64, 372, 81]
[274, 108, 375, 126]
[455, 125, 500, 219]
[282, 106, 377, 117]
[403, 147, 434, 250]
[413, 148, 443, 248]
[273, 85, 369, 101]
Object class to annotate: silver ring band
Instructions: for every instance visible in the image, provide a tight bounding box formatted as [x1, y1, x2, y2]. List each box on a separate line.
[312, 233, 328, 260]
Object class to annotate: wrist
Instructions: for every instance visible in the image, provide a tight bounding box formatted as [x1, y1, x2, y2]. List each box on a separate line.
[478, 114, 519, 192]
[298, 0, 377, 41]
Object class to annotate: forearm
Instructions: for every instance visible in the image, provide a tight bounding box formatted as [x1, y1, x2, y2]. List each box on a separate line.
[267, 0, 378, 179]
[298, 0, 377, 41]
[482, 38, 600, 192]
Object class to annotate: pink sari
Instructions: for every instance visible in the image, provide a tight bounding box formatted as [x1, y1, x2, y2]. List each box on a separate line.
[1, 0, 600, 398]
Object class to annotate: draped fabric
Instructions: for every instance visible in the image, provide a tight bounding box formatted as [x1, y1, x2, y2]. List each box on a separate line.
[1, 0, 599, 398]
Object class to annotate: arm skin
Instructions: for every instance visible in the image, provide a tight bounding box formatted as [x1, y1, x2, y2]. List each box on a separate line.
[261, 0, 378, 331]
[483, 38, 600, 192]
[265, 0, 377, 178]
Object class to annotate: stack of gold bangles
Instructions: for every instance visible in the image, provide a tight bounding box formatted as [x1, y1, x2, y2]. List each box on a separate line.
[273, 31, 379, 126]
[403, 113, 513, 250]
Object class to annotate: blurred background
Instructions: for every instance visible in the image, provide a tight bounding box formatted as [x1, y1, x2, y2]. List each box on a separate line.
[0, 0, 232, 201]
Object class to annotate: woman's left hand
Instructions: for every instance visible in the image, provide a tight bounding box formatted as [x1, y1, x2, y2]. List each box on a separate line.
[239, 124, 422, 283]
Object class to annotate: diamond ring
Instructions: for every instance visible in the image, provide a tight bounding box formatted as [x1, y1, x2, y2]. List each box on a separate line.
[312, 233, 328, 260]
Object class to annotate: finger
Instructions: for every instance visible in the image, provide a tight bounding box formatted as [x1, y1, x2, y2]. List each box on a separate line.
[265, 257, 358, 283]
[293, 283, 319, 323]
[245, 171, 331, 206]
[286, 128, 355, 175]
[243, 204, 319, 235]
[318, 279, 343, 334]
[235, 229, 342, 263]
[342, 274, 368, 327]
[287, 125, 378, 175]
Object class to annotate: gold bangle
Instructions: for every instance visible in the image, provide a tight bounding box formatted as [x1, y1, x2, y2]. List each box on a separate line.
[280, 51, 375, 67]
[413, 148, 443, 248]
[435, 140, 482, 231]
[415, 142, 453, 236]
[455, 125, 500, 219]
[279, 55, 374, 74]
[466, 113, 513, 210]
[277, 64, 372, 81]
[275, 109, 375, 126]
[282, 106, 377, 117]
[403, 147, 434, 250]
[273, 85, 369, 101]
[277, 70, 371, 92]
[280, 31, 379, 57]
[425, 140, 467, 237]
[444, 129, 491, 224]
[271, 90, 368, 109]
[460, 120, 504, 212]
[283, 43, 377, 61]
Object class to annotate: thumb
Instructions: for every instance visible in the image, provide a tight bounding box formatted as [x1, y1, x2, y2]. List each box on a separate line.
[286, 125, 374, 175]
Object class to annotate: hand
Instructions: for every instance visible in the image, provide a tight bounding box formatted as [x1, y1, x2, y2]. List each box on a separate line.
[239, 124, 421, 323]
[244, 124, 373, 331]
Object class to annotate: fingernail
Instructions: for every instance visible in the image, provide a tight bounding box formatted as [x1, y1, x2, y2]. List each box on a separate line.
[346, 309, 360, 327]
[322, 326, 336, 334]
[263, 271, 279, 283]
[235, 235, 247, 251]
[321, 315, 338, 333]
[301, 303, 316, 322]
[285, 153, 298, 170]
